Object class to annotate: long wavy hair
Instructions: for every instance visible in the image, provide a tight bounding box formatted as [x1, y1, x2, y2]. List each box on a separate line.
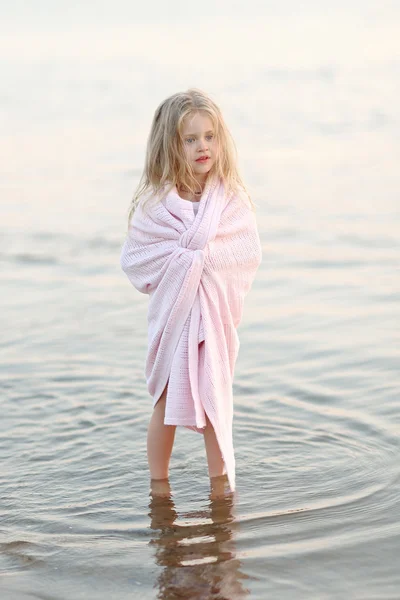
[126, 88, 255, 226]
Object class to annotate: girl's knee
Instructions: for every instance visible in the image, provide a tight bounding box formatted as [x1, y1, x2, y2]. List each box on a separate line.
[154, 396, 166, 415]
[153, 381, 168, 415]
[162, 379, 169, 396]
[204, 413, 213, 429]
[156, 381, 168, 402]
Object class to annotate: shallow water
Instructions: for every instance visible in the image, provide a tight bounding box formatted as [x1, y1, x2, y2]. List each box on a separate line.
[1, 3, 400, 599]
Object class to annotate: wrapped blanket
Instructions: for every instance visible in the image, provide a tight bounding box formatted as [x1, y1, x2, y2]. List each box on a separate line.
[120, 174, 262, 490]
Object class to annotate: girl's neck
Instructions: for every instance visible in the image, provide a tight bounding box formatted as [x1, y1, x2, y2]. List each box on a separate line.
[176, 171, 211, 201]
[177, 183, 204, 202]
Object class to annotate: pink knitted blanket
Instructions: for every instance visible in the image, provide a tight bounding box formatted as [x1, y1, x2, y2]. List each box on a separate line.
[120, 175, 262, 490]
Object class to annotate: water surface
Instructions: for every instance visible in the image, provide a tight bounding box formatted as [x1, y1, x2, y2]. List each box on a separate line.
[1, 3, 399, 598]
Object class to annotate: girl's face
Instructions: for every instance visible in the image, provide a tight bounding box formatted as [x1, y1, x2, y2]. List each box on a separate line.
[181, 112, 217, 180]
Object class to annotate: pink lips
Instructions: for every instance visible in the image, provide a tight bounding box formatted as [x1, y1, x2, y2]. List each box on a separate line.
[196, 156, 209, 162]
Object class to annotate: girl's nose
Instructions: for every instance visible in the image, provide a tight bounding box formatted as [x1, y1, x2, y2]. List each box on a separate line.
[198, 138, 208, 149]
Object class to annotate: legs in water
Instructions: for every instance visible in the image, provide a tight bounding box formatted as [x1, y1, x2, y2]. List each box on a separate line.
[147, 381, 175, 495]
[203, 413, 225, 478]
[203, 414, 232, 498]
[147, 379, 230, 497]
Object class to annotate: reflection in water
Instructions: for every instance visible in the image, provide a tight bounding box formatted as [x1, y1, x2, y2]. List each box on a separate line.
[149, 493, 249, 600]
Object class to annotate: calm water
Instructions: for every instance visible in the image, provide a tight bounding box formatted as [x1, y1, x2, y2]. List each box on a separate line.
[1, 3, 400, 599]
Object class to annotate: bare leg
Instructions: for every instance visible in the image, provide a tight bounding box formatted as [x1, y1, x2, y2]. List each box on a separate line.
[147, 382, 176, 480]
[203, 414, 225, 478]
[204, 415, 232, 498]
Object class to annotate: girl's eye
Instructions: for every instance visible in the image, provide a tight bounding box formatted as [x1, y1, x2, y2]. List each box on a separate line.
[185, 135, 214, 144]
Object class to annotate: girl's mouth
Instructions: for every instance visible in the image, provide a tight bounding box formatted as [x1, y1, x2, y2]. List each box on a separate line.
[196, 157, 209, 162]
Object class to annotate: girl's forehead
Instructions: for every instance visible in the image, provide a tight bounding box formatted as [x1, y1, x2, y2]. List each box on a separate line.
[182, 112, 214, 132]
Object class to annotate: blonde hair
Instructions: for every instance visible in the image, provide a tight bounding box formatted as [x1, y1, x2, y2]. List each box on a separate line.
[126, 88, 255, 226]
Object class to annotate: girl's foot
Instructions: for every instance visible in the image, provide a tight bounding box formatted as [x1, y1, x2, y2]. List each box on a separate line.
[209, 474, 233, 500]
[150, 477, 172, 498]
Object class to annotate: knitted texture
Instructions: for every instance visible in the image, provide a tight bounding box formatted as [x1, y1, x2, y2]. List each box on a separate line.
[120, 175, 262, 490]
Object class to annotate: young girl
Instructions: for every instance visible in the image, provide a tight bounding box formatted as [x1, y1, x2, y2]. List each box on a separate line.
[120, 88, 262, 497]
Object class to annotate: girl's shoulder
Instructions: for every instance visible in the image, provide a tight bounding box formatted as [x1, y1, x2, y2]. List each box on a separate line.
[234, 184, 253, 211]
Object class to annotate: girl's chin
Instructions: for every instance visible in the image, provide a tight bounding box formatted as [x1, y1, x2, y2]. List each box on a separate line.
[193, 162, 212, 172]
